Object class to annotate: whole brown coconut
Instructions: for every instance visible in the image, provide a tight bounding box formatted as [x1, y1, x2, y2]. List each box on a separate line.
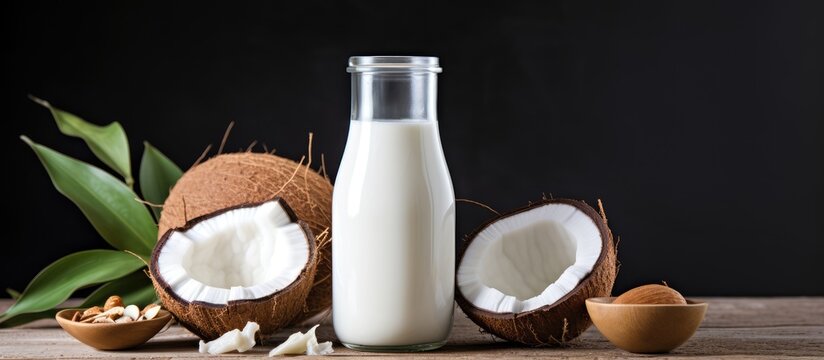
[455, 199, 618, 346]
[159, 152, 333, 324]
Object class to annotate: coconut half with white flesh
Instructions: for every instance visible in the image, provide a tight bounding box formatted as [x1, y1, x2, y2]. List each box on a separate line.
[150, 197, 318, 340]
[456, 198, 618, 345]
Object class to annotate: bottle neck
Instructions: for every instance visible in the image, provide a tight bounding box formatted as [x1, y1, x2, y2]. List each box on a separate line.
[350, 71, 438, 122]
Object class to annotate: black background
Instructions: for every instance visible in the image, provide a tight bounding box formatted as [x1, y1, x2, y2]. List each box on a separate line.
[3, 1, 822, 297]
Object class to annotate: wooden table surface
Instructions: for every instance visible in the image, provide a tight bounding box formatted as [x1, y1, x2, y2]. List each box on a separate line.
[1, 298, 822, 359]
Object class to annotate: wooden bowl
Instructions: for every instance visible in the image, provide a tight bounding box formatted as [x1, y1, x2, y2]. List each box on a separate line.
[585, 297, 707, 353]
[56, 308, 172, 350]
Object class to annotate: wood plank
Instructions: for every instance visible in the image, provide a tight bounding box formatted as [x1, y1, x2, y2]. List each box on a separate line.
[1, 298, 823, 358]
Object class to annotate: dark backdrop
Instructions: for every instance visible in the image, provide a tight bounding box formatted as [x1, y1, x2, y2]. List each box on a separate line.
[3, 1, 822, 297]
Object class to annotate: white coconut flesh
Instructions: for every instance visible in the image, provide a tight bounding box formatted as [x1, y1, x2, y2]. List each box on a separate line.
[199, 321, 260, 354]
[156, 200, 310, 305]
[458, 202, 603, 313]
[268, 324, 334, 356]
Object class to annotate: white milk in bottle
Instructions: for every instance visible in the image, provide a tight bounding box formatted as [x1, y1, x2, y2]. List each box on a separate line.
[333, 56, 455, 352]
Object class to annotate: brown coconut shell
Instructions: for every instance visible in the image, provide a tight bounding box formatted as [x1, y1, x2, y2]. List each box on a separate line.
[150, 197, 319, 341]
[455, 198, 618, 346]
[158, 152, 332, 324]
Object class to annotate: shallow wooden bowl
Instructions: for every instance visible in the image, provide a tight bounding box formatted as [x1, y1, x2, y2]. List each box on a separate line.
[586, 297, 707, 353]
[56, 308, 172, 350]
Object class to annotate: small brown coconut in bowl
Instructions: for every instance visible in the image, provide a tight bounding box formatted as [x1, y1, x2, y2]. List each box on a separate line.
[455, 198, 619, 345]
[586, 284, 707, 353]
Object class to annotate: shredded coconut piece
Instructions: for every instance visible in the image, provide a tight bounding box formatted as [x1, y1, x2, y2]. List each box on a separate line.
[269, 325, 334, 356]
[198, 321, 259, 354]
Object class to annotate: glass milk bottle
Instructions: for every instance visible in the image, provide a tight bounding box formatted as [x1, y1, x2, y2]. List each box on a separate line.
[332, 56, 455, 352]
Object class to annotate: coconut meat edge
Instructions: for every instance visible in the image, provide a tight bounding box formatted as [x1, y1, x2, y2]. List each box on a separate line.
[157, 201, 310, 305]
[458, 203, 603, 313]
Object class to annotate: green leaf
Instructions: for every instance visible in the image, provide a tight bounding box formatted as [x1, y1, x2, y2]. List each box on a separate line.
[80, 270, 157, 308]
[0, 309, 59, 328]
[0, 271, 156, 328]
[29, 95, 133, 186]
[0, 250, 144, 324]
[6, 288, 21, 300]
[140, 142, 183, 219]
[21, 136, 157, 255]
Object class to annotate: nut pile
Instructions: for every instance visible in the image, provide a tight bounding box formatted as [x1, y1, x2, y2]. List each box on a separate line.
[70, 296, 162, 324]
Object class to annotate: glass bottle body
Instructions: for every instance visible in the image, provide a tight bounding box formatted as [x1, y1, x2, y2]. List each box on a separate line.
[332, 56, 455, 351]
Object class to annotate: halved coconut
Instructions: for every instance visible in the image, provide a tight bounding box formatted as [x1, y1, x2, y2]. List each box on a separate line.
[150, 197, 318, 340]
[456, 198, 617, 345]
[159, 153, 333, 326]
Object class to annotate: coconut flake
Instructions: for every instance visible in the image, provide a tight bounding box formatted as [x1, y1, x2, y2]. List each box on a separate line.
[238, 321, 260, 352]
[268, 324, 332, 356]
[306, 337, 334, 356]
[198, 321, 259, 354]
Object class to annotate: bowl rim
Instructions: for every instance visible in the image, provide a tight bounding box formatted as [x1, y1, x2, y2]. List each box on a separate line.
[55, 307, 171, 327]
[586, 296, 708, 307]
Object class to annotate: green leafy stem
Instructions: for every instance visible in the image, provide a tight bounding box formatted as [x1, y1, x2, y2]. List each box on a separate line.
[0, 98, 182, 327]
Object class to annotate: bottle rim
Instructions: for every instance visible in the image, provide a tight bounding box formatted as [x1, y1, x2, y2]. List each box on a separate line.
[347, 56, 442, 73]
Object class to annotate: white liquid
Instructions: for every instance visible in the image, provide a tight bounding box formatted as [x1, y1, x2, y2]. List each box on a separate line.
[332, 120, 455, 347]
